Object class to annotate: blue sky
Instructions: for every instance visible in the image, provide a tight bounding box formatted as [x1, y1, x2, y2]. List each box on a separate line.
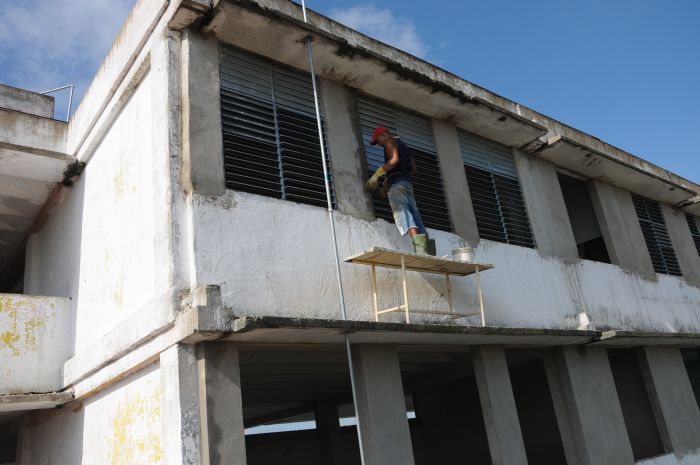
[1, 0, 697, 183]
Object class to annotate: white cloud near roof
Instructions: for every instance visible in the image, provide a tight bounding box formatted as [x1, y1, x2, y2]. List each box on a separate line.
[0, 0, 134, 117]
[329, 4, 430, 58]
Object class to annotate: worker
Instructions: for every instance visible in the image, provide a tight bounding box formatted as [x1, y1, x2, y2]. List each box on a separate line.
[367, 126, 436, 255]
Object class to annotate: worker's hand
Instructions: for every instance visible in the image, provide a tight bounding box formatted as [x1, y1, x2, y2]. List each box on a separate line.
[367, 167, 386, 191]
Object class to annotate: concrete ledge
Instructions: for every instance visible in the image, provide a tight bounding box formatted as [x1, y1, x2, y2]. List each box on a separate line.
[227, 315, 599, 345]
[594, 330, 700, 347]
[0, 391, 73, 413]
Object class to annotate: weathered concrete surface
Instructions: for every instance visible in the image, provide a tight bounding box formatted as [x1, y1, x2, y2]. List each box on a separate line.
[197, 342, 246, 465]
[634, 450, 700, 465]
[181, 30, 225, 196]
[472, 346, 528, 465]
[588, 179, 657, 277]
[639, 347, 700, 454]
[431, 118, 480, 244]
[514, 149, 578, 260]
[0, 391, 73, 412]
[17, 362, 162, 465]
[0, 109, 67, 159]
[351, 344, 415, 465]
[161, 344, 201, 465]
[0, 294, 72, 395]
[0, 84, 54, 118]
[662, 204, 700, 285]
[320, 79, 374, 221]
[553, 346, 634, 465]
[193, 191, 700, 333]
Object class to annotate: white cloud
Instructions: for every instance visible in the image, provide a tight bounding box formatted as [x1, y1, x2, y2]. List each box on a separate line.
[329, 4, 430, 58]
[0, 0, 134, 118]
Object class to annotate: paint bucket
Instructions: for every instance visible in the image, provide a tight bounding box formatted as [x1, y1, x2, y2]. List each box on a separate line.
[452, 247, 474, 262]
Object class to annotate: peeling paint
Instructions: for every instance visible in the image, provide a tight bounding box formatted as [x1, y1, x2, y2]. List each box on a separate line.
[110, 384, 163, 465]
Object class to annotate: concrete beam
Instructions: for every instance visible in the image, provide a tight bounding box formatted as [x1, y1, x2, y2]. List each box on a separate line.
[661, 205, 700, 285]
[0, 84, 54, 118]
[431, 119, 479, 244]
[639, 347, 700, 454]
[513, 150, 578, 260]
[351, 344, 415, 465]
[161, 344, 202, 465]
[197, 342, 247, 465]
[553, 346, 634, 465]
[472, 346, 528, 465]
[319, 79, 374, 221]
[181, 30, 226, 196]
[588, 179, 656, 277]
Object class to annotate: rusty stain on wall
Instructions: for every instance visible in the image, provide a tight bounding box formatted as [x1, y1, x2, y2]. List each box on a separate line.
[111, 384, 163, 465]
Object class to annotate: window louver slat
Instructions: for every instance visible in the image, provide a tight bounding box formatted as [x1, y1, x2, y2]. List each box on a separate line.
[686, 213, 700, 256]
[356, 95, 451, 232]
[459, 130, 534, 248]
[631, 194, 682, 276]
[219, 46, 334, 208]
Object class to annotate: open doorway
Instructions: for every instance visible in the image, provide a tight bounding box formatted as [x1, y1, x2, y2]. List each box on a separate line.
[558, 173, 610, 263]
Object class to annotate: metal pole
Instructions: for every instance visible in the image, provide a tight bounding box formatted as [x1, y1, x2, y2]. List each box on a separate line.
[300, 2, 366, 464]
[40, 84, 74, 122]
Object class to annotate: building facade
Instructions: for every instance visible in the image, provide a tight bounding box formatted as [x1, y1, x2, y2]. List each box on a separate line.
[2, 0, 700, 464]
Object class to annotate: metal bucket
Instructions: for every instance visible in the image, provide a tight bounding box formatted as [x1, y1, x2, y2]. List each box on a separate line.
[452, 247, 474, 262]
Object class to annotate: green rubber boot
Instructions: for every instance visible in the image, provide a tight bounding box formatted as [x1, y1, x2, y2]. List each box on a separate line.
[411, 234, 429, 254]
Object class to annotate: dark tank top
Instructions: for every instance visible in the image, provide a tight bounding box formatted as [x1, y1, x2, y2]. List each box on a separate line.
[385, 138, 412, 185]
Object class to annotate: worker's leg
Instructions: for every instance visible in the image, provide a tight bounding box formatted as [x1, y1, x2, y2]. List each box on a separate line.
[389, 182, 430, 254]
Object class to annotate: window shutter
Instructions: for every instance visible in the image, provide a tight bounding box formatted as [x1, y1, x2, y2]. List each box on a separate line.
[458, 130, 534, 248]
[686, 213, 700, 256]
[631, 194, 682, 276]
[356, 95, 451, 232]
[219, 46, 334, 208]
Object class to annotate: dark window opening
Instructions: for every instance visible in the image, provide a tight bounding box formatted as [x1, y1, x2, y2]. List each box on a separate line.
[631, 194, 682, 276]
[686, 213, 700, 257]
[459, 130, 534, 248]
[557, 173, 610, 263]
[608, 348, 666, 461]
[356, 95, 452, 232]
[681, 349, 700, 410]
[219, 46, 335, 209]
[0, 246, 25, 294]
[507, 352, 567, 465]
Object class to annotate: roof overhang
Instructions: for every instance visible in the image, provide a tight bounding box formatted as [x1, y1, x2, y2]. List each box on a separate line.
[202, 0, 547, 148]
[0, 109, 74, 272]
[225, 316, 598, 346]
[534, 135, 697, 204]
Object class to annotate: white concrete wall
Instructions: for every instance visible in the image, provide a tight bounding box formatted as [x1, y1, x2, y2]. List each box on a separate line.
[192, 191, 700, 332]
[0, 294, 71, 395]
[17, 362, 163, 465]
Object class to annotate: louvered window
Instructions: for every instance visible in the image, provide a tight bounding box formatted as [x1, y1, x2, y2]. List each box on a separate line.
[458, 130, 534, 248]
[686, 213, 700, 256]
[219, 46, 334, 208]
[356, 95, 451, 231]
[631, 194, 682, 276]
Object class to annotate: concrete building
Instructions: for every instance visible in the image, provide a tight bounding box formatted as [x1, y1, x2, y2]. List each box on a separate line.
[2, 0, 700, 463]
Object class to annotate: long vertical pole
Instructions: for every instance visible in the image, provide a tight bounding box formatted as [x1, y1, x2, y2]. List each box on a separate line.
[300, 2, 366, 464]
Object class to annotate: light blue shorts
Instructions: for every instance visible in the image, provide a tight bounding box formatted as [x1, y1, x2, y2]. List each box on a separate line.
[387, 181, 427, 236]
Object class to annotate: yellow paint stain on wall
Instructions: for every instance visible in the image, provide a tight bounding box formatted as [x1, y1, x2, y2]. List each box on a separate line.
[0, 295, 54, 356]
[0, 295, 20, 356]
[111, 385, 163, 465]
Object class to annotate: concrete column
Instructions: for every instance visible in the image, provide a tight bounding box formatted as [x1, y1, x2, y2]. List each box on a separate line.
[197, 342, 247, 465]
[315, 401, 343, 465]
[431, 119, 480, 243]
[639, 347, 700, 454]
[472, 346, 528, 465]
[351, 344, 415, 465]
[662, 205, 700, 285]
[552, 346, 634, 465]
[513, 150, 578, 259]
[161, 344, 202, 465]
[181, 30, 225, 196]
[588, 179, 656, 277]
[319, 79, 374, 221]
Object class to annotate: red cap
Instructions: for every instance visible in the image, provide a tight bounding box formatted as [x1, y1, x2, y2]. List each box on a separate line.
[369, 126, 389, 145]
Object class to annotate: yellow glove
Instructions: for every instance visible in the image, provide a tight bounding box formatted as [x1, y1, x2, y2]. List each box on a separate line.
[367, 166, 386, 191]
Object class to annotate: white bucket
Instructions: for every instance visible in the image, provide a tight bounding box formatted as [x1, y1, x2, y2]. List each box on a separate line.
[452, 247, 474, 262]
